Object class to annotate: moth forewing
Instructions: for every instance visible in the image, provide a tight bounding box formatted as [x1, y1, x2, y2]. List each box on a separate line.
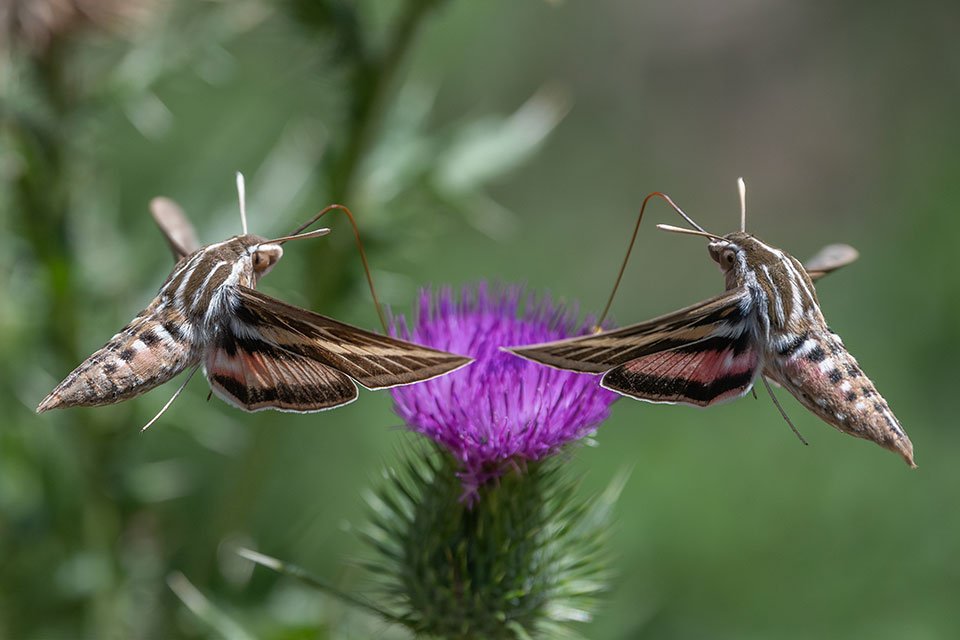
[227, 286, 474, 391]
[150, 197, 200, 260]
[506, 288, 753, 374]
[508, 287, 760, 408]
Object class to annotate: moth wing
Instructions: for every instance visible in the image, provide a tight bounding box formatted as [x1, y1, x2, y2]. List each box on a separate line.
[506, 288, 754, 374]
[150, 197, 200, 261]
[600, 330, 760, 407]
[204, 337, 358, 413]
[231, 286, 473, 390]
[804, 243, 859, 281]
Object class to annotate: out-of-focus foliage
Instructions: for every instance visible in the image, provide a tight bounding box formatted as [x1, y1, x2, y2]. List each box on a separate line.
[2, 0, 959, 638]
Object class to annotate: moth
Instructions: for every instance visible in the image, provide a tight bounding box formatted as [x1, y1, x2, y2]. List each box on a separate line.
[37, 175, 472, 426]
[507, 180, 915, 467]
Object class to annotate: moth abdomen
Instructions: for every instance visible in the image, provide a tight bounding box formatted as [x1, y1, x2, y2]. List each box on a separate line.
[768, 330, 915, 467]
[37, 314, 200, 413]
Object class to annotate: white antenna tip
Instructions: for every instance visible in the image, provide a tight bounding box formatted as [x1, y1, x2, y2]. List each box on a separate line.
[236, 171, 248, 234]
[737, 177, 747, 232]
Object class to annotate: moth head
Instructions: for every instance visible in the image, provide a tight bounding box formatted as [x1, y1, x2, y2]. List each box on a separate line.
[707, 177, 750, 279]
[707, 232, 753, 288]
[708, 238, 739, 272]
[249, 226, 332, 281]
[250, 242, 283, 278]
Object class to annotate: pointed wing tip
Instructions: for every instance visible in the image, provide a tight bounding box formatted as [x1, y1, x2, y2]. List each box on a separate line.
[503, 347, 548, 368]
[804, 243, 861, 280]
[833, 243, 860, 259]
[424, 353, 475, 374]
[148, 196, 181, 220]
[425, 355, 474, 380]
[502, 344, 613, 375]
[500, 345, 538, 362]
[351, 354, 475, 391]
[150, 196, 198, 259]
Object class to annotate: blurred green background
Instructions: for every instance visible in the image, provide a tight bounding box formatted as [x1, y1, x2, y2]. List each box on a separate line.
[2, 1, 958, 638]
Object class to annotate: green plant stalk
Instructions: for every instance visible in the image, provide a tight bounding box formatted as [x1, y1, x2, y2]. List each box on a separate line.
[294, 0, 448, 312]
[328, 0, 448, 205]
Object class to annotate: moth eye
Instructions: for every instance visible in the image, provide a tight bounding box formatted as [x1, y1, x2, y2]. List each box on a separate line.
[252, 245, 282, 275]
[723, 250, 736, 265]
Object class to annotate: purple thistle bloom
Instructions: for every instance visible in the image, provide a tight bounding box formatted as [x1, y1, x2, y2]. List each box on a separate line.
[390, 282, 619, 498]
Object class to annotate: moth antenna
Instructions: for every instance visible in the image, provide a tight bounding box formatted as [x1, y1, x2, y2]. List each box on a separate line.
[596, 191, 712, 330]
[290, 204, 388, 333]
[268, 228, 332, 244]
[656, 224, 723, 241]
[761, 377, 809, 446]
[236, 172, 248, 235]
[141, 363, 201, 433]
[658, 192, 709, 232]
[738, 177, 746, 233]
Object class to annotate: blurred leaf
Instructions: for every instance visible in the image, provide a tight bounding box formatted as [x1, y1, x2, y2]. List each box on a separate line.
[168, 571, 257, 640]
[435, 85, 570, 194]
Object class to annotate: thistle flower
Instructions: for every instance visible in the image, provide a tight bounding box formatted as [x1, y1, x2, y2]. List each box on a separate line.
[390, 282, 619, 498]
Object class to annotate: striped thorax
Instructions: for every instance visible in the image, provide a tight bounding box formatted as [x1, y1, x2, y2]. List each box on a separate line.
[158, 234, 281, 328]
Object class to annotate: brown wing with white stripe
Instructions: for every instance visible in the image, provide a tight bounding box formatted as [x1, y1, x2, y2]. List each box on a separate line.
[227, 286, 473, 391]
[506, 288, 753, 373]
